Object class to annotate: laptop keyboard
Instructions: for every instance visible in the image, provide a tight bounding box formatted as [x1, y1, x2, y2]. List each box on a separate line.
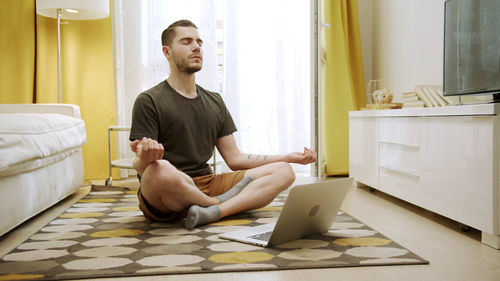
[249, 231, 272, 242]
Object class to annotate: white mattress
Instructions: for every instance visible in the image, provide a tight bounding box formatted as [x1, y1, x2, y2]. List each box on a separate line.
[0, 150, 84, 236]
[0, 113, 87, 176]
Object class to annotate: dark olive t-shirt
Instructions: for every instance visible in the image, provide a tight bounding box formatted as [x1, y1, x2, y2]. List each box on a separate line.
[129, 80, 237, 177]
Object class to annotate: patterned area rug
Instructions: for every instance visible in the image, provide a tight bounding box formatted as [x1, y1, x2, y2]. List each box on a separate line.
[0, 185, 428, 280]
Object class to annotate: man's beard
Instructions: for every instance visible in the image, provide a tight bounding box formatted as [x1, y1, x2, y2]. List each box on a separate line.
[172, 53, 202, 73]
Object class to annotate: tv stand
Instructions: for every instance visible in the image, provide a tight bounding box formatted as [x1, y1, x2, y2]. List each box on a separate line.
[349, 103, 500, 249]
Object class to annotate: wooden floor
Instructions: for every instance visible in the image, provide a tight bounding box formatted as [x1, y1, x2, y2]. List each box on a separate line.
[1, 177, 499, 281]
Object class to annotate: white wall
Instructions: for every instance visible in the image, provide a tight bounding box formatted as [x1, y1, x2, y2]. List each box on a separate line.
[358, 0, 372, 98]
[359, 0, 446, 102]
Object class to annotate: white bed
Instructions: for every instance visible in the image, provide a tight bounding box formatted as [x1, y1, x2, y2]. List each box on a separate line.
[0, 104, 87, 237]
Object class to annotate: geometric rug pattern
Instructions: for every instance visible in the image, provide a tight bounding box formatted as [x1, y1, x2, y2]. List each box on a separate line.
[0, 184, 428, 280]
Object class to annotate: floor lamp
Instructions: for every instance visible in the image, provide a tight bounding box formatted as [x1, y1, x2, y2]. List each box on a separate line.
[36, 0, 110, 103]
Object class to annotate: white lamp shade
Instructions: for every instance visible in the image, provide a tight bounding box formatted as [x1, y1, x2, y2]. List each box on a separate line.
[36, 0, 109, 20]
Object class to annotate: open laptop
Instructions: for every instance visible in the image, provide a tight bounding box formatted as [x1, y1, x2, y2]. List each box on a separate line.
[219, 177, 353, 247]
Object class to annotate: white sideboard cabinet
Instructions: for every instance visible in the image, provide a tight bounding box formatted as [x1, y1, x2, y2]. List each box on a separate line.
[349, 103, 500, 249]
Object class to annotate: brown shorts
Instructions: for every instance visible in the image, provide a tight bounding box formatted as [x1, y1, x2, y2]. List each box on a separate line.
[137, 170, 246, 222]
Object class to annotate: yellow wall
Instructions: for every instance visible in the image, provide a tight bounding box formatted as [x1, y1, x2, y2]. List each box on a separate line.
[0, 0, 115, 180]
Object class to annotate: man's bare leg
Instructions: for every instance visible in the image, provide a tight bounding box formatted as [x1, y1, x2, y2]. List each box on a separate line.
[184, 176, 254, 229]
[222, 162, 295, 215]
[185, 162, 295, 229]
[215, 176, 254, 203]
[139, 160, 218, 214]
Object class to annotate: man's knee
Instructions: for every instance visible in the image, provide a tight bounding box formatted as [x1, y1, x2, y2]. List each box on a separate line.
[277, 162, 295, 186]
[142, 160, 179, 192]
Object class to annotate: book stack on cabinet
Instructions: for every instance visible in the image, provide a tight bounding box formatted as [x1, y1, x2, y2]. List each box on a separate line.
[415, 85, 456, 107]
[402, 85, 458, 108]
[401, 92, 424, 108]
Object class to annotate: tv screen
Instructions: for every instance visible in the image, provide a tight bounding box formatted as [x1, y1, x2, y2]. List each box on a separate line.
[443, 0, 500, 97]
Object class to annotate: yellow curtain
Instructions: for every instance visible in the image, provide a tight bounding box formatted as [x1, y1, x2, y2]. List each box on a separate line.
[0, 0, 115, 180]
[0, 0, 35, 103]
[321, 0, 366, 176]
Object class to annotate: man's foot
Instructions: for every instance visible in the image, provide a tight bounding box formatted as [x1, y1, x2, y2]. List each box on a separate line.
[215, 176, 254, 203]
[185, 205, 221, 229]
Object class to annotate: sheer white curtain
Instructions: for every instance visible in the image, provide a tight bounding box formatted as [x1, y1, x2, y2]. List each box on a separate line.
[113, 0, 311, 176]
[113, 0, 219, 176]
[223, 0, 311, 174]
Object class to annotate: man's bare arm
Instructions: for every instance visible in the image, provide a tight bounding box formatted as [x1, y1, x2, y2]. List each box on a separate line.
[216, 135, 316, 171]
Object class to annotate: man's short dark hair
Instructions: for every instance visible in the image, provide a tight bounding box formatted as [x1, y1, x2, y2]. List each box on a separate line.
[161, 19, 198, 47]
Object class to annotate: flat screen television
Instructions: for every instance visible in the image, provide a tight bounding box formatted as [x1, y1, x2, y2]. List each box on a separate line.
[443, 0, 500, 101]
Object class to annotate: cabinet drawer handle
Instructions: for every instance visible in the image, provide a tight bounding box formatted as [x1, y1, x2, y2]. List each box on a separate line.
[380, 165, 420, 178]
[379, 140, 419, 149]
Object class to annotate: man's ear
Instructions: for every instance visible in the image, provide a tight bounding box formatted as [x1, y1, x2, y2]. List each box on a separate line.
[162, 45, 171, 59]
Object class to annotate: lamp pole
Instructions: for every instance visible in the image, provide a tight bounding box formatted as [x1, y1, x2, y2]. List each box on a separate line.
[57, 8, 62, 103]
[36, 0, 110, 102]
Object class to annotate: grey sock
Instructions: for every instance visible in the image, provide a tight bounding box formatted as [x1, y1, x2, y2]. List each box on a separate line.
[215, 176, 254, 203]
[185, 205, 221, 229]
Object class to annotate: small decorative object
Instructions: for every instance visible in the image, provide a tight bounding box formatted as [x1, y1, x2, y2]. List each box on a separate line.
[362, 80, 401, 110]
[366, 79, 385, 104]
[372, 88, 393, 104]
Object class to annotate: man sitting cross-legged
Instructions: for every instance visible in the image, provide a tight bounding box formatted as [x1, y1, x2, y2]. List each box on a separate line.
[129, 19, 316, 229]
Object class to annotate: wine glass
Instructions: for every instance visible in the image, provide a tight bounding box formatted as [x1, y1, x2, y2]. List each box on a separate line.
[367, 80, 385, 104]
